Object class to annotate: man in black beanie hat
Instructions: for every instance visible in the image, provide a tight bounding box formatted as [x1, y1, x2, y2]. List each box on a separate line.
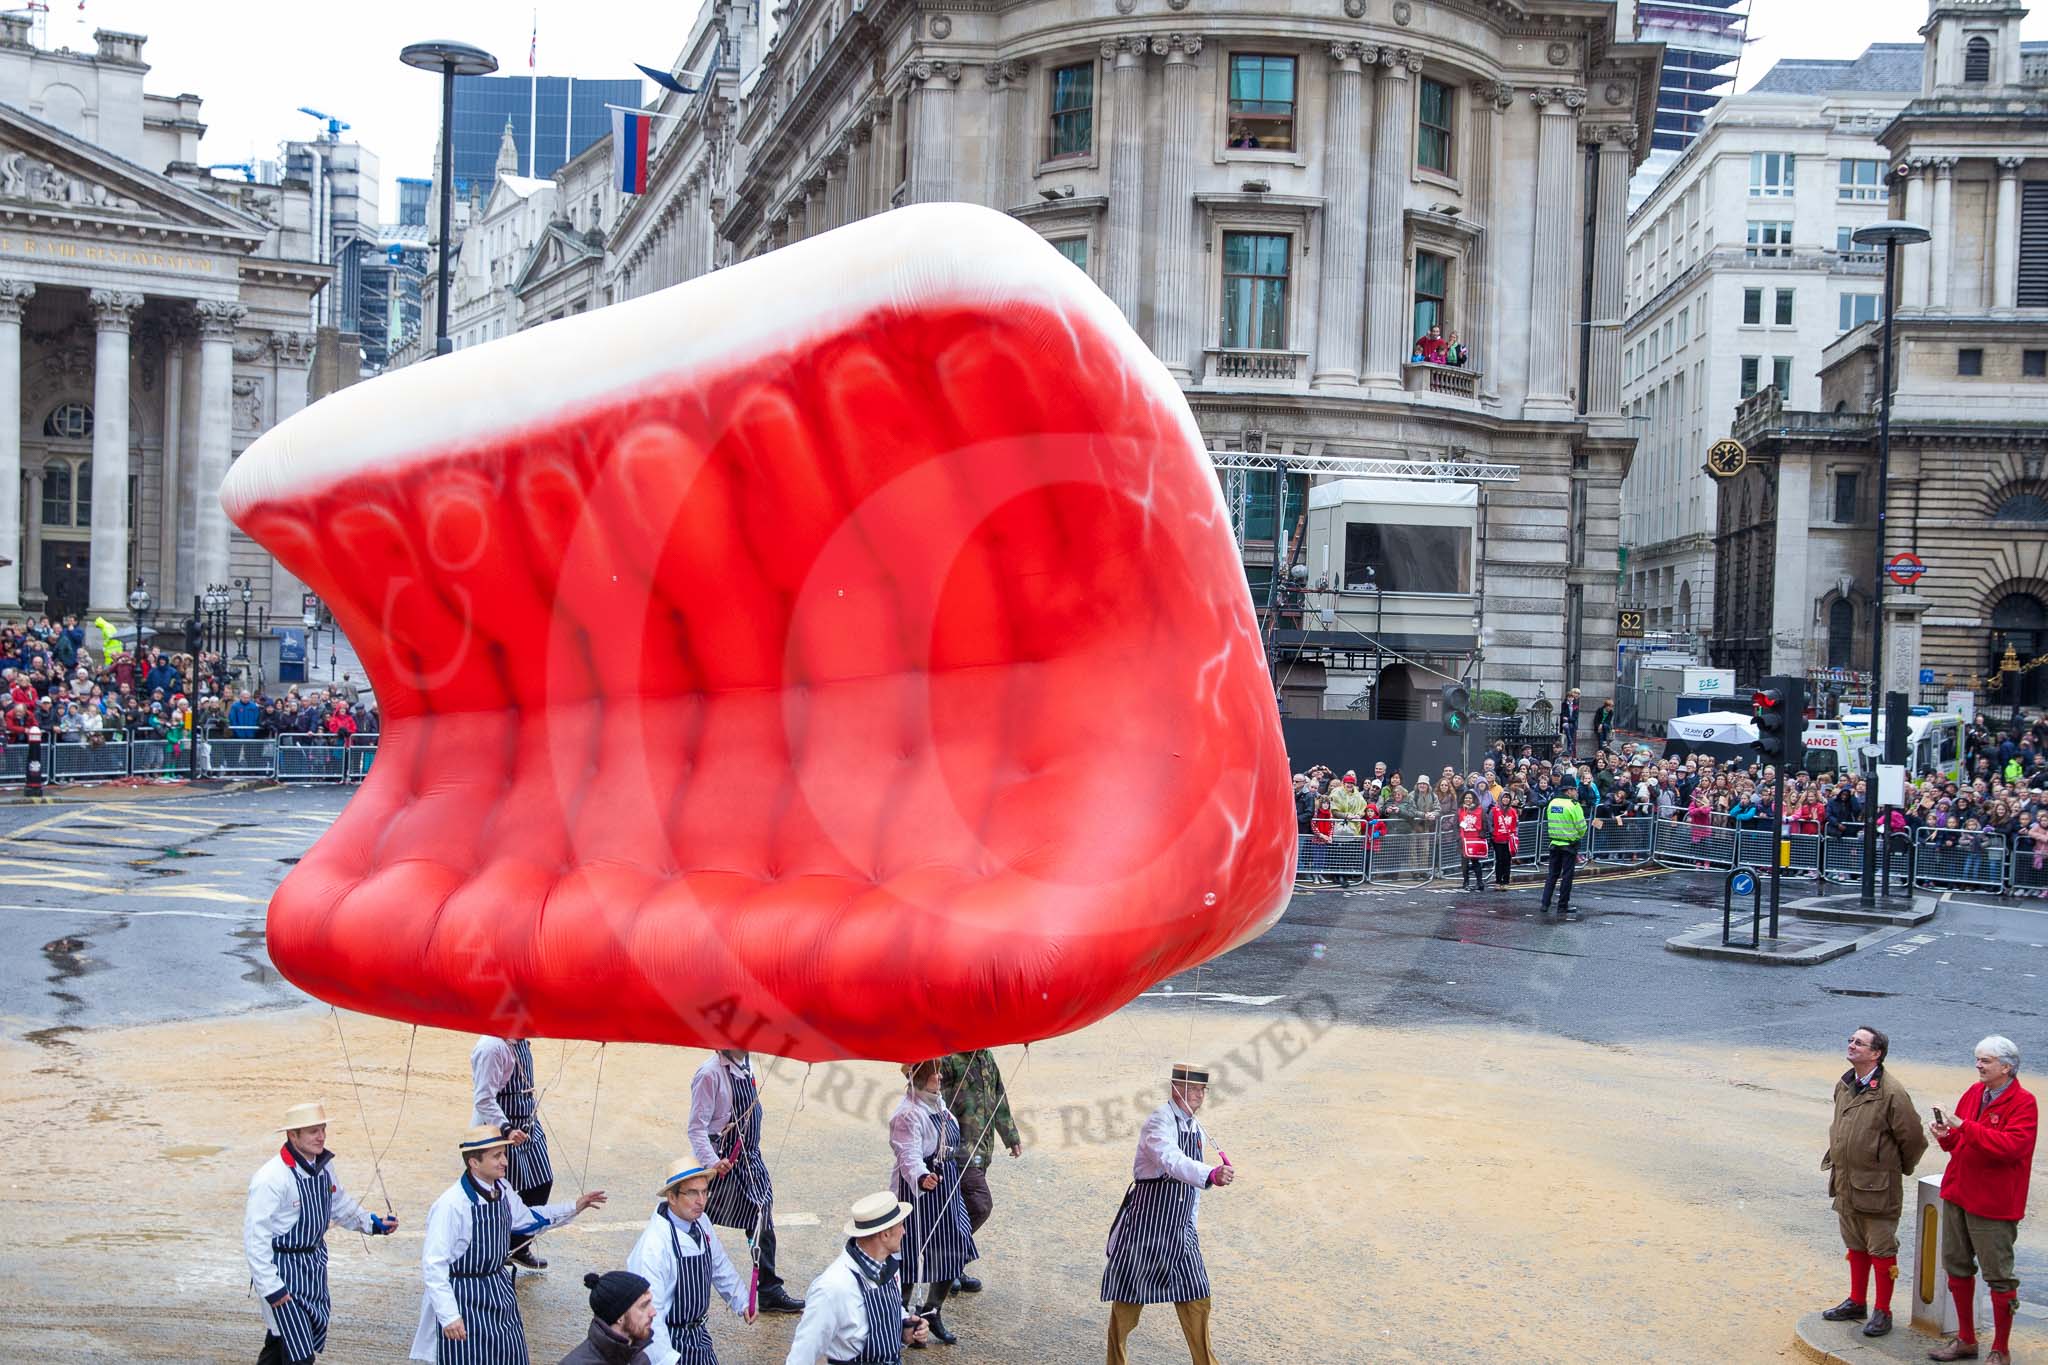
[557, 1270, 655, 1365]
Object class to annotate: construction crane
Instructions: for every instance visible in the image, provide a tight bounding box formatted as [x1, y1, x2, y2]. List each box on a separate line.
[204, 162, 256, 182]
[296, 106, 350, 138]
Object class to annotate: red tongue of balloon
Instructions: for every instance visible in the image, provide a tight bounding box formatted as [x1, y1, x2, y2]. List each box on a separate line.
[223, 204, 1296, 1062]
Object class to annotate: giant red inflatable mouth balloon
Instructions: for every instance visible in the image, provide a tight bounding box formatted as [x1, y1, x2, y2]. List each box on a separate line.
[222, 203, 1295, 1062]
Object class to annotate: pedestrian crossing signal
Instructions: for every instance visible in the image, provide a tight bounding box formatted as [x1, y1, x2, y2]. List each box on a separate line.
[1441, 683, 1472, 736]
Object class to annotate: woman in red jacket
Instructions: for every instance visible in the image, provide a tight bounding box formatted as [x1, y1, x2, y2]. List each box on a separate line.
[1457, 791, 1490, 890]
[1490, 795, 1520, 889]
[1928, 1035, 2036, 1363]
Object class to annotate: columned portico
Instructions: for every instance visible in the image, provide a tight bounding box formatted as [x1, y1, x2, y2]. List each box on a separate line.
[1363, 47, 1420, 390]
[192, 299, 242, 593]
[1150, 33, 1203, 383]
[1101, 37, 1148, 322]
[1993, 157, 2022, 313]
[0, 279, 32, 608]
[1311, 43, 1367, 391]
[86, 288, 140, 613]
[1524, 86, 1584, 416]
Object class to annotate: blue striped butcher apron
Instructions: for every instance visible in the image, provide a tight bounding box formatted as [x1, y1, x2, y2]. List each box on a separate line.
[662, 1207, 718, 1365]
[893, 1106, 977, 1286]
[497, 1040, 553, 1193]
[705, 1065, 770, 1231]
[269, 1154, 334, 1361]
[831, 1251, 907, 1364]
[1099, 1119, 1211, 1305]
[441, 1178, 527, 1365]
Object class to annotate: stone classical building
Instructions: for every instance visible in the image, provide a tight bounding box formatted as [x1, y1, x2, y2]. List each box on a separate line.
[0, 24, 326, 625]
[1711, 0, 2048, 704]
[1620, 45, 1918, 641]
[581, 0, 1658, 711]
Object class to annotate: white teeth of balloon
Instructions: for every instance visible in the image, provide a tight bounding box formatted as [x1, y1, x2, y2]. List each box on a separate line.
[217, 203, 1298, 1062]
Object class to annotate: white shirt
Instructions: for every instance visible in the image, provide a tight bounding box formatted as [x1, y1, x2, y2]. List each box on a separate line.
[888, 1091, 957, 1188]
[783, 1244, 916, 1365]
[242, 1146, 376, 1330]
[1135, 1101, 1211, 1191]
[469, 1036, 524, 1128]
[686, 1054, 752, 1167]
[408, 1174, 577, 1361]
[625, 1205, 749, 1365]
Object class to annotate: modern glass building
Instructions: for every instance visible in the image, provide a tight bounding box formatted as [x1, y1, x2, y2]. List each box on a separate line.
[396, 176, 430, 228]
[1629, 0, 1752, 208]
[451, 75, 643, 199]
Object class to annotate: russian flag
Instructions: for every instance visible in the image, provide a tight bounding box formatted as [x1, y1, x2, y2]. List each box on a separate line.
[612, 107, 650, 194]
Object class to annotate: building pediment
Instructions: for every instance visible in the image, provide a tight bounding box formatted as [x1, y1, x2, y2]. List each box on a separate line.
[512, 223, 602, 296]
[0, 101, 266, 244]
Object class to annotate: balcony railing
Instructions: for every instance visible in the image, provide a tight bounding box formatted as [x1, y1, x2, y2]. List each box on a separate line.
[1203, 347, 1308, 385]
[1402, 361, 1478, 399]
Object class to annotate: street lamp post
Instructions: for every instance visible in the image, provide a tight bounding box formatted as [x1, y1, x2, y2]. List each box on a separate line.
[1851, 219, 1931, 909]
[400, 40, 499, 358]
[127, 579, 150, 653]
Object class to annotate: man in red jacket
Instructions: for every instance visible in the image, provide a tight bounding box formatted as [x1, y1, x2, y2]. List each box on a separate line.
[1928, 1035, 2035, 1364]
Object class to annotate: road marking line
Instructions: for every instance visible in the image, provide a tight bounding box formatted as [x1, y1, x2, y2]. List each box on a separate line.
[0, 903, 254, 921]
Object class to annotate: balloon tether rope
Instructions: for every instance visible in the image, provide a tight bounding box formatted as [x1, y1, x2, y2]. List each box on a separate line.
[909, 1043, 1032, 1286]
[328, 1006, 396, 1219]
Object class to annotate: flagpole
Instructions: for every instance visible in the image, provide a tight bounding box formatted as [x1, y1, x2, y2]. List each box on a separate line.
[527, 10, 537, 177]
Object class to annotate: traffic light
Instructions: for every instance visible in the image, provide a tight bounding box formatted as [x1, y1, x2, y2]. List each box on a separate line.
[1441, 683, 1472, 736]
[1884, 691, 1910, 766]
[1753, 687, 1786, 760]
[1754, 674, 1808, 770]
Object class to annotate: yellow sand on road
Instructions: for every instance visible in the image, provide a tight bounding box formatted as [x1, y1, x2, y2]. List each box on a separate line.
[1, 1002, 2040, 1363]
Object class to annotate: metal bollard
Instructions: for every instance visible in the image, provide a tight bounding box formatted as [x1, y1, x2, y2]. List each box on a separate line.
[24, 724, 43, 795]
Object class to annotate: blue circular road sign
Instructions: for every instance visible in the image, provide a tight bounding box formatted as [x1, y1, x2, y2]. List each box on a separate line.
[1731, 870, 1756, 897]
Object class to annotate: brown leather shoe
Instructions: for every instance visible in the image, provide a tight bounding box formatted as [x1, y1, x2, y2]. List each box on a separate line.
[1983, 1350, 2009, 1365]
[1927, 1341, 1979, 1362]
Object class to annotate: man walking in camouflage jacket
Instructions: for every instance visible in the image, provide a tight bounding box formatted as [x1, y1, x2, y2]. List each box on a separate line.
[939, 1049, 1023, 1294]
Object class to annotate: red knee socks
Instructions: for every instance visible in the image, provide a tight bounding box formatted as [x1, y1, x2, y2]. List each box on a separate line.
[1872, 1256, 1896, 1312]
[1848, 1249, 1872, 1306]
[1949, 1274, 1977, 1343]
[1991, 1289, 2017, 1354]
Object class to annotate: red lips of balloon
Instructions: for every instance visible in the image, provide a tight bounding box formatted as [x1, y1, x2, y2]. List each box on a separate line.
[224, 205, 1296, 1062]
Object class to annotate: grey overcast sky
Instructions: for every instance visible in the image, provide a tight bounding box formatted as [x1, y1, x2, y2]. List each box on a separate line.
[38, 0, 2048, 212]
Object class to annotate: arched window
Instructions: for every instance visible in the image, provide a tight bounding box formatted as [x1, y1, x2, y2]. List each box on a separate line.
[40, 461, 69, 526]
[1964, 36, 1992, 84]
[1827, 597, 1856, 669]
[1994, 493, 2048, 523]
[43, 401, 92, 439]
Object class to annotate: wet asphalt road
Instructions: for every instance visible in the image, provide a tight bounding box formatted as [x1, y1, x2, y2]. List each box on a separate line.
[4, 783, 2042, 1068]
[1, 786, 2044, 1316]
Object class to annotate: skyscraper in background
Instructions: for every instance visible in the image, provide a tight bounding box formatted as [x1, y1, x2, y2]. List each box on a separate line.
[396, 176, 431, 228]
[1629, 0, 1752, 208]
[450, 75, 643, 200]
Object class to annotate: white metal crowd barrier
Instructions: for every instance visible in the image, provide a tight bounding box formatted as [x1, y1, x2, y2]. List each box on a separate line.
[9, 737, 381, 786]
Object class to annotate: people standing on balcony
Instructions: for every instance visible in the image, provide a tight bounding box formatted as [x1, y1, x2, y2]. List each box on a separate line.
[1446, 332, 1469, 368]
[1415, 324, 1449, 365]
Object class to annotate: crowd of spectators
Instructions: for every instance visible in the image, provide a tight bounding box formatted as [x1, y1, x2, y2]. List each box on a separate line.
[0, 613, 377, 757]
[1291, 714, 2048, 891]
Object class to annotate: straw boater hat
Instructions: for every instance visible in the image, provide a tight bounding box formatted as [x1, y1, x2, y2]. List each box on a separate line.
[842, 1191, 914, 1239]
[275, 1101, 329, 1133]
[657, 1159, 713, 1196]
[458, 1123, 516, 1156]
[1170, 1063, 1210, 1087]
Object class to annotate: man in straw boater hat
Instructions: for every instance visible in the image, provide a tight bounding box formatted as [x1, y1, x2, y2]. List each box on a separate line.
[688, 1048, 804, 1313]
[1101, 1063, 1235, 1365]
[243, 1100, 399, 1365]
[784, 1192, 932, 1363]
[410, 1124, 608, 1364]
[471, 1031, 556, 1270]
[625, 1158, 756, 1365]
